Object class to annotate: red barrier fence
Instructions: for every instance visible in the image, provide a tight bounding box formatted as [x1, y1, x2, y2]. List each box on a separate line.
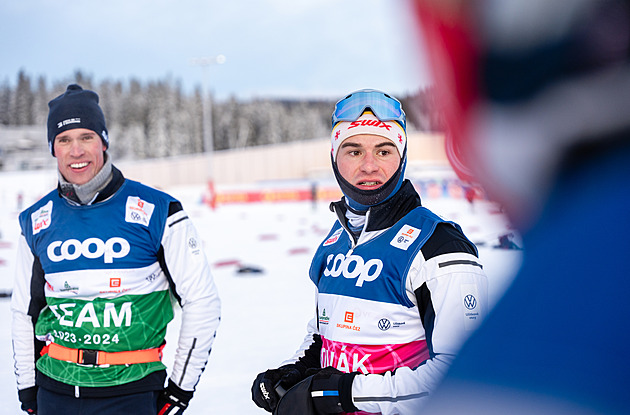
[203, 180, 486, 207]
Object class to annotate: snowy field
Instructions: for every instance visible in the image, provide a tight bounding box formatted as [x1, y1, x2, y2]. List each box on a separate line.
[0, 169, 522, 414]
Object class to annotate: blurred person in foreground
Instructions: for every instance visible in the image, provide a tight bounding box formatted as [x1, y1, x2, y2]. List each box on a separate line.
[11, 84, 221, 414]
[413, 0, 630, 413]
[251, 89, 488, 414]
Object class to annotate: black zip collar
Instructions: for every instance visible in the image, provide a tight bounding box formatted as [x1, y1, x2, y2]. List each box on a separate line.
[329, 179, 422, 234]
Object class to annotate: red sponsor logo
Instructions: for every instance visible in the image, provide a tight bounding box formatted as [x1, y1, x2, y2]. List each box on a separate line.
[110, 278, 121, 288]
[348, 120, 392, 130]
[323, 229, 343, 246]
[34, 219, 49, 231]
[344, 311, 354, 323]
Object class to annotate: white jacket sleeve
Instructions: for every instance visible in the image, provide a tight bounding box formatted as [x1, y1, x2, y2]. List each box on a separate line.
[11, 234, 39, 392]
[351, 251, 488, 415]
[161, 207, 221, 392]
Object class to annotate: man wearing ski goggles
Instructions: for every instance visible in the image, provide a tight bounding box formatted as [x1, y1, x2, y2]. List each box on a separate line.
[252, 89, 488, 415]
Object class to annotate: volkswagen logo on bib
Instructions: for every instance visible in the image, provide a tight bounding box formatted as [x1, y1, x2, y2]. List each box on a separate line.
[378, 318, 391, 331]
[464, 294, 477, 310]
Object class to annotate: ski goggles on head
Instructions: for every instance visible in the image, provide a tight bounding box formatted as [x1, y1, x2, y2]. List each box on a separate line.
[332, 89, 406, 130]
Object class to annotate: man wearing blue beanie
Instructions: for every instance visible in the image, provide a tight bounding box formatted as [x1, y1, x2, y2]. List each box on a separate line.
[252, 89, 488, 414]
[12, 84, 221, 414]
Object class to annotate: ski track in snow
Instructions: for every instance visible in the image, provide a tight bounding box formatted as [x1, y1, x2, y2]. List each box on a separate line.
[0, 171, 522, 414]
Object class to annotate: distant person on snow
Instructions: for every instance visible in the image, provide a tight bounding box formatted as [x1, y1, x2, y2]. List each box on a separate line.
[11, 84, 221, 415]
[251, 89, 488, 414]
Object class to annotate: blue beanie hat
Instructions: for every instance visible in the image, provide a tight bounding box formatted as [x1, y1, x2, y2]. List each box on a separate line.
[47, 84, 109, 156]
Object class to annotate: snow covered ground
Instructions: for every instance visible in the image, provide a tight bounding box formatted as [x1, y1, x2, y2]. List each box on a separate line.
[0, 169, 522, 414]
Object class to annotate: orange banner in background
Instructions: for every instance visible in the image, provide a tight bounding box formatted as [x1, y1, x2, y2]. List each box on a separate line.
[204, 180, 485, 207]
[212, 187, 342, 205]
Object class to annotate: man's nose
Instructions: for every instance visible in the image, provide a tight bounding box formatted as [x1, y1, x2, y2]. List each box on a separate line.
[69, 140, 84, 156]
[360, 153, 378, 172]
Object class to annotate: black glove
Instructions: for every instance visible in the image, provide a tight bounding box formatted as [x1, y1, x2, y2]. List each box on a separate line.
[156, 380, 194, 415]
[252, 364, 305, 412]
[309, 367, 358, 414]
[273, 367, 359, 415]
[18, 386, 37, 414]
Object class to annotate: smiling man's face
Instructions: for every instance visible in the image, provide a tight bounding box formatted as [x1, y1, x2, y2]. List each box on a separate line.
[54, 128, 106, 185]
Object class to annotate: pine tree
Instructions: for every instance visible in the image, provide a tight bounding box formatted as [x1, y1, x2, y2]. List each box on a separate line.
[33, 76, 49, 126]
[0, 80, 11, 126]
[12, 70, 34, 126]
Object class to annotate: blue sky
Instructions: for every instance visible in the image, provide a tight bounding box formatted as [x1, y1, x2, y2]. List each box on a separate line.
[0, 0, 431, 100]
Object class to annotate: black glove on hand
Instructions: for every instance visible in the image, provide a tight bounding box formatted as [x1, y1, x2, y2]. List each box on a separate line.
[252, 364, 304, 412]
[19, 386, 37, 414]
[309, 367, 359, 415]
[156, 380, 194, 415]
